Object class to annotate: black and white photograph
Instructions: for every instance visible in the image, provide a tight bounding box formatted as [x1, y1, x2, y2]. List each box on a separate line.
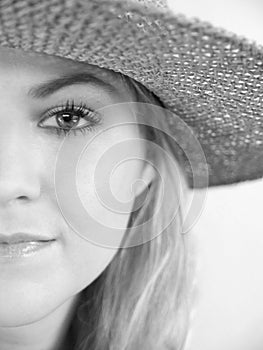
[0, 0, 262, 349]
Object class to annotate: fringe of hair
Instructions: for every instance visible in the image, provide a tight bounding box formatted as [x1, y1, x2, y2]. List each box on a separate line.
[73, 74, 194, 350]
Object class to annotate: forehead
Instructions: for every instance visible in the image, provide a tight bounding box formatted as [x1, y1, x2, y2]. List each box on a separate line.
[0, 47, 124, 89]
[0, 47, 101, 73]
[0, 47, 132, 103]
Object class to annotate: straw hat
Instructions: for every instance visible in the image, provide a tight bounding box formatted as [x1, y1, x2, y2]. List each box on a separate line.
[0, 0, 262, 188]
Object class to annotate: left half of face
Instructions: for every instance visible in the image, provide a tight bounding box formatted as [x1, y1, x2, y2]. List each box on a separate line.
[0, 47, 151, 327]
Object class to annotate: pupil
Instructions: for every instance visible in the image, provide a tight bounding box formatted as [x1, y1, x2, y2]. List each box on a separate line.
[57, 112, 79, 128]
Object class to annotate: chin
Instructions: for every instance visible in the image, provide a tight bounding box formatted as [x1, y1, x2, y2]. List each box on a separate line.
[0, 280, 71, 327]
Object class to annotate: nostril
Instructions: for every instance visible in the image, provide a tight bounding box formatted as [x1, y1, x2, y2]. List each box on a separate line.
[17, 196, 28, 200]
[0, 178, 41, 204]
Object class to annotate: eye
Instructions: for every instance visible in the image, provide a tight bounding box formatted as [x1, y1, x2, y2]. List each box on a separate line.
[38, 98, 102, 137]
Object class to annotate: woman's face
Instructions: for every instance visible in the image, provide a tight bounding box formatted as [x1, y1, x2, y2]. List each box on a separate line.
[0, 47, 150, 327]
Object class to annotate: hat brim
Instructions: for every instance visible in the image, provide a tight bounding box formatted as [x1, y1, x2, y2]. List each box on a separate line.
[0, 0, 263, 188]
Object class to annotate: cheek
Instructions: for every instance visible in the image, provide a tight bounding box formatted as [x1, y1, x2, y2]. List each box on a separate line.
[70, 123, 145, 246]
[62, 236, 119, 291]
[54, 115, 145, 291]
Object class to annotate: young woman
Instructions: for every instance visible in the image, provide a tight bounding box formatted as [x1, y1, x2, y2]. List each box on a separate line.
[0, 45, 195, 350]
[0, 0, 262, 350]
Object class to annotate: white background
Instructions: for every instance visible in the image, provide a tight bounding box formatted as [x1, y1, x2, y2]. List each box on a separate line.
[168, 0, 263, 46]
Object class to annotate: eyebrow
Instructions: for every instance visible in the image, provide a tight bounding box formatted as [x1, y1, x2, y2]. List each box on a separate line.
[27, 71, 119, 99]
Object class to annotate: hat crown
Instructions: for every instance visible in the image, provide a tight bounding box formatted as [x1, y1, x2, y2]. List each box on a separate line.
[124, 0, 167, 9]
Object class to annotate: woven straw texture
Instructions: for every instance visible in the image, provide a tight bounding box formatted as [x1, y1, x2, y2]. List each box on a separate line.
[0, 0, 262, 188]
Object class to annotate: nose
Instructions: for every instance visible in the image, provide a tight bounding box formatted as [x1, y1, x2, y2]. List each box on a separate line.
[0, 123, 41, 206]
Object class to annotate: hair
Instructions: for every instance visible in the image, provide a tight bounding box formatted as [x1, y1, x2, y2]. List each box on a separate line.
[70, 70, 195, 350]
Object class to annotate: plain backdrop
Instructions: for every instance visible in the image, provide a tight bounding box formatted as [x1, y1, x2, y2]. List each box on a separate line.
[168, 0, 263, 46]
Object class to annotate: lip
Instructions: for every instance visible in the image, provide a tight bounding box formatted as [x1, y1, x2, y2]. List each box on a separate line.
[0, 240, 56, 259]
[0, 232, 56, 244]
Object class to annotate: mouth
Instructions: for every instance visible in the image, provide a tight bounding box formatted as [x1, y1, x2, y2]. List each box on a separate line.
[0, 239, 57, 259]
[0, 232, 56, 245]
[0, 239, 56, 245]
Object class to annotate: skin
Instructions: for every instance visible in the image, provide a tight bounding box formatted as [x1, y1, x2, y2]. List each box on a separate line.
[168, 1, 263, 349]
[0, 47, 154, 350]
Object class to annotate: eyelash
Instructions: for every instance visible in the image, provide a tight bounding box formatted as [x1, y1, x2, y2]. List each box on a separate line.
[39, 98, 102, 137]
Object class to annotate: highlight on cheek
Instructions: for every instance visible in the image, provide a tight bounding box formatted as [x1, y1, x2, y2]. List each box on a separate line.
[38, 98, 103, 137]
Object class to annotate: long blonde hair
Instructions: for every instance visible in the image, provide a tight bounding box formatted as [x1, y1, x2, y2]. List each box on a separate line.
[72, 71, 194, 350]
